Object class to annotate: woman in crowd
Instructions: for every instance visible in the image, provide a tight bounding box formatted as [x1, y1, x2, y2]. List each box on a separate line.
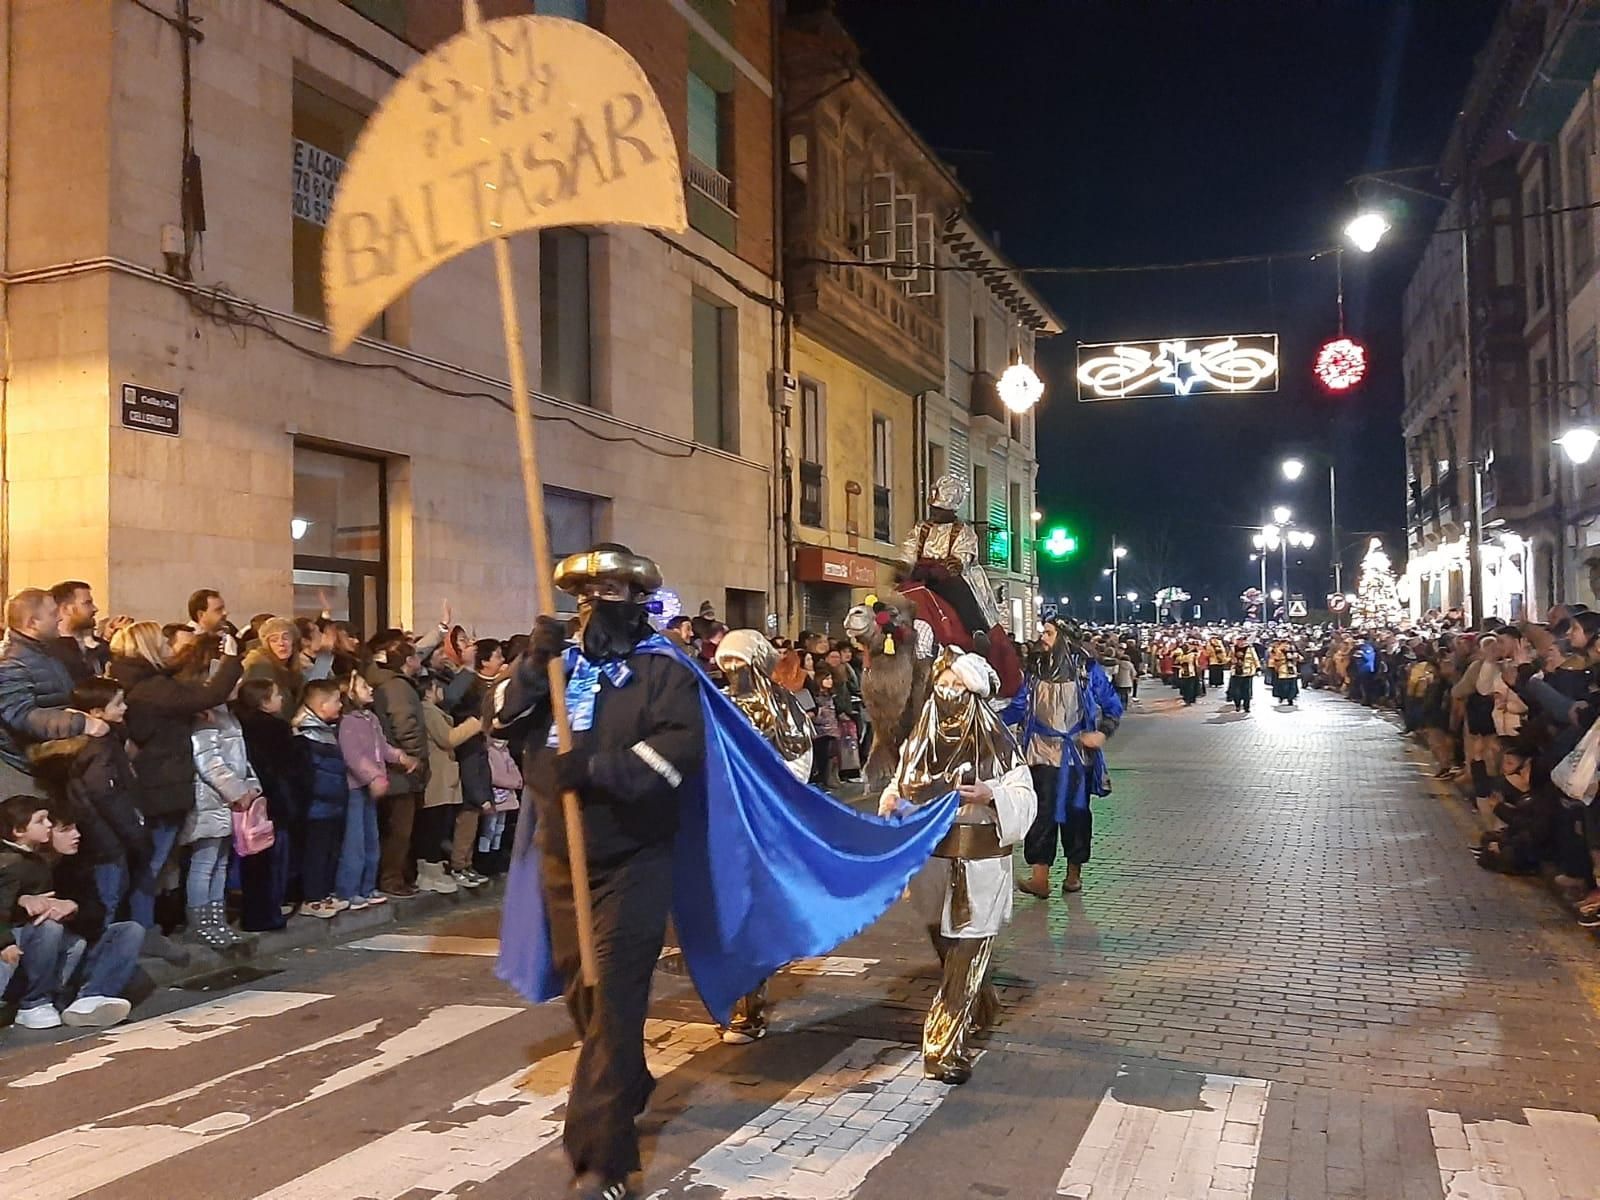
[242, 616, 303, 718]
[110, 624, 242, 957]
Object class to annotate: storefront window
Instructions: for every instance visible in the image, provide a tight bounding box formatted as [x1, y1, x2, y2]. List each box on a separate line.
[292, 446, 386, 638]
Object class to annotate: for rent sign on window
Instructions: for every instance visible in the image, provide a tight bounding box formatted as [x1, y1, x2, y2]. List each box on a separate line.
[293, 139, 345, 228]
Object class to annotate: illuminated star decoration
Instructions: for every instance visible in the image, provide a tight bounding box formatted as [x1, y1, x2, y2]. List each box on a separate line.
[1077, 337, 1279, 398]
[1314, 337, 1367, 391]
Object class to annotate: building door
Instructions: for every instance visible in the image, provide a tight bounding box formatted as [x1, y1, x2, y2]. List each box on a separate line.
[292, 446, 387, 639]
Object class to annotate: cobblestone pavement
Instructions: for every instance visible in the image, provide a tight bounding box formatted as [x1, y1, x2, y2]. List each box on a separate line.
[5, 685, 1600, 1199]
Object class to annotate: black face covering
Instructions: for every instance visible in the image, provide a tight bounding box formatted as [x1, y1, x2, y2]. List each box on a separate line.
[578, 597, 651, 661]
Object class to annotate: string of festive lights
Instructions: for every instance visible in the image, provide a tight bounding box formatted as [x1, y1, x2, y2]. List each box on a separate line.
[1313, 251, 1368, 392]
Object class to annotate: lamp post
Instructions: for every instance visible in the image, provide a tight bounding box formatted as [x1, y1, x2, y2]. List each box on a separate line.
[1347, 208, 1481, 625]
[1110, 541, 1128, 623]
[1280, 454, 1342, 601]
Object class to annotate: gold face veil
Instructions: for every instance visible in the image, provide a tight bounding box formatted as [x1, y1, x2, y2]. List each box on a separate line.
[895, 646, 1023, 804]
[714, 629, 814, 765]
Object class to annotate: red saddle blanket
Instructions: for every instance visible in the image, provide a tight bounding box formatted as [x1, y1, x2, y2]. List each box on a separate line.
[897, 581, 1023, 698]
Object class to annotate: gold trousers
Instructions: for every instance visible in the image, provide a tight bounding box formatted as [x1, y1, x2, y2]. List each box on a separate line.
[922, 929, 997, 1082]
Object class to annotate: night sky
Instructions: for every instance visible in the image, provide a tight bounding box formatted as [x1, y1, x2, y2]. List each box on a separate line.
[838, 0, 1502, 618]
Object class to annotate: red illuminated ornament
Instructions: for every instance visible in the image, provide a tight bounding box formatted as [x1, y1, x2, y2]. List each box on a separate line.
[1314, 336, 1367, 392]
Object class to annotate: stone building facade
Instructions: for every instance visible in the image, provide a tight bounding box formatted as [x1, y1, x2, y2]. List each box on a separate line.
[0, 0, 780, 636]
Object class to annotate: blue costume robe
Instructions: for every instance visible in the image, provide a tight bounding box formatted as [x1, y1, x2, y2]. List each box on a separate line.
[496, 636, 959, 1024]
[1005, 657, 1123, 821]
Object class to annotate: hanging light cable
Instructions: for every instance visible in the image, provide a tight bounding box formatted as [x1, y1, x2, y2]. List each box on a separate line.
[1314, 250, 1368, 392]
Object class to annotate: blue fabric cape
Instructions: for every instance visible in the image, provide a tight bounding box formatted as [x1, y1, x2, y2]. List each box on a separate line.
[496, 641, 959, 1025]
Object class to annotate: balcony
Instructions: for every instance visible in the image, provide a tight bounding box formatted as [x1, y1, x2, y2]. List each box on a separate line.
[686, 154, 733, 211]
[968, 370, 1009, 429]
[799, 460, 824, 528]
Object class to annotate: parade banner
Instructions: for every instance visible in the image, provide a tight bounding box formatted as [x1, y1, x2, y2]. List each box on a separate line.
[322, 4, 692, 986]
[322, 11, 686, 351]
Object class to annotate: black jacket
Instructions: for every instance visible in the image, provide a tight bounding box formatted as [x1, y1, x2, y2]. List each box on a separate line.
[45, 635, 110, 686]
[110, 654, 244, 820]
[239, 707, 307, 826]
[497, 647, 705, 869]
[0, 839, 54, 951]
[365, 663, 429, 795]
[0, 632, 85, 772]
[30, 733, 149, 868]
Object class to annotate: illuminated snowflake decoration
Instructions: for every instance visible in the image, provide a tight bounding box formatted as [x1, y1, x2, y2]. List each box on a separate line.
[1314, 337, 1367, 391]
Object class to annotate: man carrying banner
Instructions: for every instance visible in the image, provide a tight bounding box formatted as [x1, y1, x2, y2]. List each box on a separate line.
[493, 543, 961, 1200]
[493, 544, 702, 1200]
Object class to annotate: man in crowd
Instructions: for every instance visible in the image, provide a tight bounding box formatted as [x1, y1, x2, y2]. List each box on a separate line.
[187, 588, 229, 636]
[49, 580, 112, 682]
[0, 590, 109, 795]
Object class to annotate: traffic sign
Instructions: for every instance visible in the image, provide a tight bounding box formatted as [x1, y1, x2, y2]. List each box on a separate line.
[1287, 595, 1308, 618]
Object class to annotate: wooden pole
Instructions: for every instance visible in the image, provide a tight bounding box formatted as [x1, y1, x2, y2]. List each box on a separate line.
[490, 235, 599, 989]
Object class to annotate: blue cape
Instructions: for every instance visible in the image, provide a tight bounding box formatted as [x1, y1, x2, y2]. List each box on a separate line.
[496, 641, 959, 1024]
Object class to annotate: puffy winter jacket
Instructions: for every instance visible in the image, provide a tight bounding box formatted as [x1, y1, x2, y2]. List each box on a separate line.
[185, 705, 261, 844]
[111, 654, 244, 821]
[239, 706, 304, 826]
[28, 733, 149, 868]
[294, 711, 349, 821]
[337, 708, 403, 794]
[365, 663, 428, 795]
[0, 632, 85, 772]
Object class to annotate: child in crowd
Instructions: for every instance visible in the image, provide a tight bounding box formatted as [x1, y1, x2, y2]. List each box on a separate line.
[235, 679, 298, 930]
[475, 736, 522, 877]
[336, 671, 412, 910]
[294, 680, 350, 918]
[418, 675, 480, 894]
[186, 681, 263, 948]
[30, 677, 147, 923]
[0, 796, 132, 1029]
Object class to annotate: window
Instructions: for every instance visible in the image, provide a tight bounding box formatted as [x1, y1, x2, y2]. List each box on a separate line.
[972, 316, 987, 373]
[539, 230, 592, 406]
[798, 378, 824, 528]
[1527, 182, 1547, 312]
[927, 441, 947, 488]
[1492, 198, 1514, 287]
[688, 73, 723, 173]
[1569, 127, 1592, 279]
[871, 415, 892, 542]
[692, 295, 737, 451]
[685, 25, 735, 238]
[546, 487, 605, 613]
[293, 80, 398, 341]
[1534, 357, 1552, 494]
[533, 0, 587, 19]
[1009, 481, 1023, 573]
[292, 446, 386, 639]
[1577, 334, 1598, 418]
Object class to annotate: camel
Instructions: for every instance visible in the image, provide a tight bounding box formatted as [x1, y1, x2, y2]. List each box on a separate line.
[844, 593, 932, 791]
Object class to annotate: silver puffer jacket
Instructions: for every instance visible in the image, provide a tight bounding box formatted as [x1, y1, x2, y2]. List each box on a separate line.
[183, 705, 261, 844]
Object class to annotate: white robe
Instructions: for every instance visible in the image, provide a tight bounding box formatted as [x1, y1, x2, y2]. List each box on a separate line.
[905, 762, 1035, 938]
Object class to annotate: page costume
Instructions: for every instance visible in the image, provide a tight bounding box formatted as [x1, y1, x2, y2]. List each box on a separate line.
[881, 649, 1034, 1083]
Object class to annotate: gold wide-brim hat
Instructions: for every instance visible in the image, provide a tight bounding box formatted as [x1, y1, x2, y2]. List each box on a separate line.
[553, 545, 663, 596]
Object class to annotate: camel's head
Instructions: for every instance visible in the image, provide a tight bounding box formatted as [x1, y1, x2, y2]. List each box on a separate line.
[845, 592, 916, 656]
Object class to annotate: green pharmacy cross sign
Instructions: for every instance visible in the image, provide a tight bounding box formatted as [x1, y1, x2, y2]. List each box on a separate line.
[1041, 526, 1078, 561]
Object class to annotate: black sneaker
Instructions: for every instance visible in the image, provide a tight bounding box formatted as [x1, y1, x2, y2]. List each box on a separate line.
[1578, 908, 1600, 929]
[574, 1177, 636, 1200]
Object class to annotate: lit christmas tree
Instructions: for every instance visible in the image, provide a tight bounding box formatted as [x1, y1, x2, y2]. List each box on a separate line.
[1354, 537, 1402, 625]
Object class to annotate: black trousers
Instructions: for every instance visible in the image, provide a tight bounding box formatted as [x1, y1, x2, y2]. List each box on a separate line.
[412, 803, 456, 864]
[543, 840, 673, 1183]
[922, 571, 990, 636]
[1024, 764, 1092, 866]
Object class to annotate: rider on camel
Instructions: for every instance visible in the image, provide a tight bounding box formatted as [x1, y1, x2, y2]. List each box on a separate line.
[902, 474, 1002, 655]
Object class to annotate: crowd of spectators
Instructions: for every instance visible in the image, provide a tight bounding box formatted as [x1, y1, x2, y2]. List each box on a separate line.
[0, 582, 525, 1032]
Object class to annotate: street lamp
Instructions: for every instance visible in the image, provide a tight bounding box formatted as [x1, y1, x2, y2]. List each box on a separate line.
[1347, 194, 1484, 625]
[997, 363, 1045, 413]
[1272, 505, 1292, 524]
[1556, 427, 1600, 465]
[1270, 587, 1284, 601]
[1281, 457, 1306, 482]
[1279, 452, 1343, 613]
[1109, 542, 1129, 622]
[1344, 211, 1391, 254]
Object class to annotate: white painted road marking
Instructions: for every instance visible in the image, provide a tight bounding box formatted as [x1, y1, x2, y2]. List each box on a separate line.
[0, 1004, 519, 1198]
[254, 1019, 722, 1200]
[648, 1039, 957, 1200]
[6, 990, 330, 1090]
[1432, 1106, 1600, 1199]
[1056, 1071, 1270, 1199]
[346, 933, 501, 956]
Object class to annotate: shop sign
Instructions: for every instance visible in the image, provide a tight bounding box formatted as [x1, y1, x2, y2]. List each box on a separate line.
[119, 383, 181, 437]
[794, 545, 878, 587]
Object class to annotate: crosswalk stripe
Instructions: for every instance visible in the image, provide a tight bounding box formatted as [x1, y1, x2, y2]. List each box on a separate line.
[1431, 1106, 1600, 1198]
[647, 1039, 956, 1200]
[346, 933, 501, 956]
[0, 1003, 519, 1199]
[6, 990, 330, 1090]
[252, 1019, 722, 1199]
[1056, 1070, 1270, 1199]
